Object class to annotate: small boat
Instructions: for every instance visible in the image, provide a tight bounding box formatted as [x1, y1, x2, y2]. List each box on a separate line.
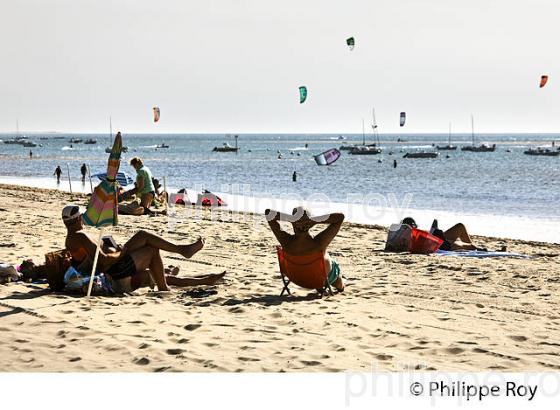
[156, 143, 169, 149]
[524, 147, 560, 157]
[437, 123, 457, 150]
[69, 138, 83, 143]
[92, 172, 135, 187]
[39, 137, 49, 140]
[339, 144, 359, 151]
[348, 116, 383, 155]
[22, 141, 37, 147]
[461, 115, 496, 152]
[349, 145, 382, 155]
[213, 135, 239, 152]
[461, 144, 496, 152]
[84, 138, 97, 144]
[403, 152, 439, 159]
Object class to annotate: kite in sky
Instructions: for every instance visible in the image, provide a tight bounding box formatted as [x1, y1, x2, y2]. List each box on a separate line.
[299, 86, 307, 104]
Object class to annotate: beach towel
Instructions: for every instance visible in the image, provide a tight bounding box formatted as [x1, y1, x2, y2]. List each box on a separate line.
[435, 250, 529, 258]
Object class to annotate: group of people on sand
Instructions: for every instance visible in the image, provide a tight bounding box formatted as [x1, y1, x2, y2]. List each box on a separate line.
[61, 168, 484, 295]
[61, 200, 347, 294]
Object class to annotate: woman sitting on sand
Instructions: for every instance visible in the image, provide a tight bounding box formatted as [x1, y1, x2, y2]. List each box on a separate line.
[265, 207, 345, 292]
[61, 205, 225, 292]
[128, 157, 159, 214]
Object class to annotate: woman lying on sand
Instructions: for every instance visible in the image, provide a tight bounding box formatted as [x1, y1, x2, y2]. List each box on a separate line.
[62, 205, 225, 292]
[265, 207, 345, 292]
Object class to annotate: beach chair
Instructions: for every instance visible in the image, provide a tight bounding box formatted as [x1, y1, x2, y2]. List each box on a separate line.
[276, 246, 334, 296]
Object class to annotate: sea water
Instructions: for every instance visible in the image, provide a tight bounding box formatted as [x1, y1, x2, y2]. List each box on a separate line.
[0, 133, 559, 243]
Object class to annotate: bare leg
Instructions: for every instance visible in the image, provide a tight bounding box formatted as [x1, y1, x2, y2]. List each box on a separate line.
[140, 192, 154, 210]
[129, 247, 169, 291]
[444, 223, 476, 250]
[166, 271, 226, 287]
[123, 230, 204, 259]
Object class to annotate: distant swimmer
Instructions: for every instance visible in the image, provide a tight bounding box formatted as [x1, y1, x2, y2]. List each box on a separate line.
[393, 159, 397, 168]
[305, 143, 309, 148]
[378, 159, 382, 164]
[29, 150, 33, 159]
[80, 163, 87, 182]
[54, 166, 62, 183]
[278, 154, 283, 159]
[292, 171, 297, 182]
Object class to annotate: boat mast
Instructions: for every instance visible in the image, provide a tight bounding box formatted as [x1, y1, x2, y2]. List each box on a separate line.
[362, 118, 365, 146]
[471, 115, 475, 146]
[372, 107, 380, 145]
[449, 123, 452, 145]
[109, 116, 112, 145]
[16, 119, 19, 138]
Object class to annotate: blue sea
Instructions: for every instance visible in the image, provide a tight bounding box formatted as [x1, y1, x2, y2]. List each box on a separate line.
[1, 133, 559, 243]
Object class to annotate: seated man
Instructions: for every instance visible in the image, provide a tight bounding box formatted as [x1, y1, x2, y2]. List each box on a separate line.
[62, 205, 224, 292]
[265, 207, 345, 291]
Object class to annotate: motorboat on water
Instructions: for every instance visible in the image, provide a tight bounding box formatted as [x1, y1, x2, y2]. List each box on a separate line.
[84, 138, 97, 144]
[23, 141, 38, 147]
[524, 147, 560, 157]
[69, 138, 83, 143]
[403, 151, 439, 159]
[213, 135, 239, 152]
[349, 145, 382, 155]
[461, 144, 496, 152]
[156, 143, 170, 149]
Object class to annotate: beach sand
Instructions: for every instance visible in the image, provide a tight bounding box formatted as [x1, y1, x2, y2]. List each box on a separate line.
[0, 183, 559, 372]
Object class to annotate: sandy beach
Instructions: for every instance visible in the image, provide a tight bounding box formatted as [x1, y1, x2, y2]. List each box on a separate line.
[0, 183, 559, 372]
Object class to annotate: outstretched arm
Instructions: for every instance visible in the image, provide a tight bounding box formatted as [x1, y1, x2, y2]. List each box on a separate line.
[264, 209, 293, 247]
[312, 213, 345, 249]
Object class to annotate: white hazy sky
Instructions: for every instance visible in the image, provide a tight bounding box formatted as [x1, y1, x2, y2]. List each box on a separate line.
[1, 0, 559, 133]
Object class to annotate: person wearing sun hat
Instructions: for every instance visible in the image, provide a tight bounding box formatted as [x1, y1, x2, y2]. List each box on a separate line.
[61, 205, 221, 292]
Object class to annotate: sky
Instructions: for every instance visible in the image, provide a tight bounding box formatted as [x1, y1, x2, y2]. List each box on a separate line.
[1, 0, 559, 134]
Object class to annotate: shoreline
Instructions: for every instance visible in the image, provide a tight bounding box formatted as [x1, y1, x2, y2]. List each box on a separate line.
[1, 177, 558, 244]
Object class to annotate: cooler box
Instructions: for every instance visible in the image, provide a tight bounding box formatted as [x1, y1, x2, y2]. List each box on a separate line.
[409, 228, 443, 254]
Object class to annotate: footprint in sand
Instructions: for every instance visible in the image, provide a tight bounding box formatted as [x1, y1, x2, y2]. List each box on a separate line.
[184, 324, 201, 331]
[69, 357, 82, 362]
[509, 335, 528, 342]
[446, 347, 465, 354]
[134, 357, 150, 365]
[376, 354, 393, 361]
[166, 348, 185, 355]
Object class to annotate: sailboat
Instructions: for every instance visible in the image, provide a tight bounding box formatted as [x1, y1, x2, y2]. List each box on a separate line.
[105, 117, 128, 153]
[461, 115, 496, 152]
[4, 119, 30, 145]
[349, 116, 382, 155]
[436, 123, 457, 150]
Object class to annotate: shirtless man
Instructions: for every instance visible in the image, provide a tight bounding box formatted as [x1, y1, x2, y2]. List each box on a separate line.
[62, 205, 224, 292]
[265, 207, 344, 291]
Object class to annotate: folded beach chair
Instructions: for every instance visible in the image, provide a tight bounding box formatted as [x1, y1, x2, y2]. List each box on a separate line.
[276, 246, 333, 296]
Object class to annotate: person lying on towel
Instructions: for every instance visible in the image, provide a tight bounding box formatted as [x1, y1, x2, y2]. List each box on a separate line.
[265, 207, 345, 292]
[61, 204, 224, 292]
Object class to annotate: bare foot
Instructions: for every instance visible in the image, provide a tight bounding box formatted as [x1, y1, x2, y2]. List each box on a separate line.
[180, 237, 205, 259]
[204, 271, 226, 285]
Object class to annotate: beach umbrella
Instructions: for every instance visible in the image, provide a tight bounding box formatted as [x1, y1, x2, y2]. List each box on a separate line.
[83, 131, 123, 297]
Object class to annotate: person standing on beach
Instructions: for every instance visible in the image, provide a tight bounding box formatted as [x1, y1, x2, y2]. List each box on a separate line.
[54, 166, 62, 183]
[29, 150, 33, 159]
[292, 171, 297, 182]
[80, 163, 87, 183]
[60, 205, 224, 292]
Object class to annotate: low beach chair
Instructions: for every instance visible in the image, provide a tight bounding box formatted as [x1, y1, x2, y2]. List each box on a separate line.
[276, 246, 333, 296]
